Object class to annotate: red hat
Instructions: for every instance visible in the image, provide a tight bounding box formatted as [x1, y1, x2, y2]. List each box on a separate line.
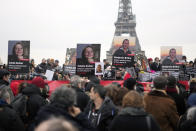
[32, 77, 46, 88]
[148, 58, 153, 62]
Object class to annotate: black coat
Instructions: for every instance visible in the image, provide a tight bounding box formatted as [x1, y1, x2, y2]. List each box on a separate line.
[150, 62, 161, 71]
[109, 107, 160, 131]
[84, 97, 118, 131]
[167, 91, 186, 116]
[0, 99, 25, 131]
[31, 103, 94, 131]
[72, 86, 90, 111]
[22, 84, 46, 123]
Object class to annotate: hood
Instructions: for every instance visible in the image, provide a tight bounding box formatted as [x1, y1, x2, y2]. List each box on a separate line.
[22, 84, 41, 96]
[119, 107, 147, 116]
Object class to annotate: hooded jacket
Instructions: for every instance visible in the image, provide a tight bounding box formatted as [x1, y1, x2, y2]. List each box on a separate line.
[85, 97, 118, 131]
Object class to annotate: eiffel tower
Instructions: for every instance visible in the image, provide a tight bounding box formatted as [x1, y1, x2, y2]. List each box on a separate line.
[106, 0, 142, 63]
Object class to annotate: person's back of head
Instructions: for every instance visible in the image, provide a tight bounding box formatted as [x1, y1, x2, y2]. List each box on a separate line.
[70, 75, 81, 88]
[0, 88, 10, 104]
[122, 90, 144, 108]
[92, 84, 106, 100]
[153, 76, 167, 90]
[88, 75, 100, 84]
[187, 106, 196, 123]
[0, 69, 10, 80]
[35, 117, 78, 131]
[123, 78, 136, 90]
[167, 75, 177, 88]
[50, 86, 76, 110]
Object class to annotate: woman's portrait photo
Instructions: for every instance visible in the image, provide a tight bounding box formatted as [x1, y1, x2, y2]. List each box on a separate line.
[76, 44, 100, 65]
[95, 62, 104, 75]
[8, 41, 30, 62]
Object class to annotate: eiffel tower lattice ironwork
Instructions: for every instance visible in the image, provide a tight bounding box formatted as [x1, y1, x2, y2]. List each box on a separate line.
[106, 0, 142, 63]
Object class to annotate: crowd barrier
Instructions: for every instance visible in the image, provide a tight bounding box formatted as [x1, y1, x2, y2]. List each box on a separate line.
[10, 80, 189, 96]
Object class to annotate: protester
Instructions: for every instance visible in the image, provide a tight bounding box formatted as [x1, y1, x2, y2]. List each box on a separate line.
[31, 85, 94, 131]
[166, 75, 186, 116]
[70, 75, 90, 111]
[18, 77, 47, 125]
[187, 78, 196, 108]
[109, 91, 160, 131]
[0, 88, 25, 131]
[0, 69, 14, 102]
[144, 76, 179, 131]
[123, 78, 136, 90]
[179, 106, 196, 131]
[84, 84, 118, 131]
[35, 117, 78, 131]
[151, 57, 161, 71]
[105, 84, 128, 109]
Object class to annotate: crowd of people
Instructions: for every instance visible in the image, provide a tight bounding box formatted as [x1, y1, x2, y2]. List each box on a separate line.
[0, 59, 196, 130]
[0, 56, 196, 131]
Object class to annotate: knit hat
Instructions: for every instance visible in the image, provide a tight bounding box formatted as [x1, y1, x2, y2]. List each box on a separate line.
[31, 77, 46, 88]
[0, 69, 10, 79]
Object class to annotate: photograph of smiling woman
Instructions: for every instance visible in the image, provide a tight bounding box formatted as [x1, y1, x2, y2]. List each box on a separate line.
[9, 41, 30, 61]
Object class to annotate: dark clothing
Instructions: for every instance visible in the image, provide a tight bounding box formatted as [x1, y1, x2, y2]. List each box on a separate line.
[167, 90, 186, 116]
[0, 79, 14, 102]
[0, 99, 25, 131]
[144, 90, 179, 131]
[109, 107, 160, 131]
[113, 47, 132, 57]
[21, 84, 46, 124]
[162, 56, 179, 66]
[150, 62, 161, 71]
[113, 47, 133, 67]
[72, 86, 90, 111]
[84, 97, 118, 131]
[31, 103, 94, 131]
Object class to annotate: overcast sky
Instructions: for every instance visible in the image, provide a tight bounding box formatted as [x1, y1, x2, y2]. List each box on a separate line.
[0, 0, 196, 65]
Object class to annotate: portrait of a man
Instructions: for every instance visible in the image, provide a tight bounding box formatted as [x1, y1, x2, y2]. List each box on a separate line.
[162, 48, 179, 65]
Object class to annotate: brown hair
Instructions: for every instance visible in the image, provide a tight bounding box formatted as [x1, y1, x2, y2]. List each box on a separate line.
[122, 91, 144, 108]
[105, 84, 128, 106]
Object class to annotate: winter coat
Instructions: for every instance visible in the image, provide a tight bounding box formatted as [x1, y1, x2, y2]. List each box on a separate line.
[72, 86, 90, 111]
[21, 84, 46, 123]
[150, 62, 161, 71]
[0, 79, 14, 102]
[84, 97, 118, 131]
[167, 90, 186, 116]
[31, 102, 94, 131]
[0, 99, 25, 131]
[144, 90, 179, 131]
[109, 107, 160, 131]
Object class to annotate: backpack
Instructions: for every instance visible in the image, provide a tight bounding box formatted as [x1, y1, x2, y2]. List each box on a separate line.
[11, 93, 29, 121]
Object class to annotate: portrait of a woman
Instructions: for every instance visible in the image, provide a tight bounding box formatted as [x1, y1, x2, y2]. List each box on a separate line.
[9, 42, 29, 61]
[77, 45, 96, 65]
